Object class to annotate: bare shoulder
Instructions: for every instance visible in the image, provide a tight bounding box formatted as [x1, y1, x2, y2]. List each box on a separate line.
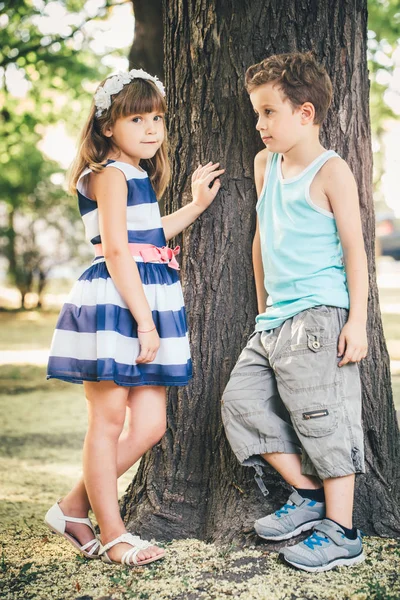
[316, 155, 359, 213]
[254, 148, 269, 197]
[89, 165, 127, 200]
[254, 148, 269, 174]
[320, 156, 356, 188]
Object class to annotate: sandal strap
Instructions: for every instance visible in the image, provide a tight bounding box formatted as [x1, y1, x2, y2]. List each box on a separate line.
[60, 515, 94, 528]
[53, 502, 96, 534]
[80, 538, 101, 555]
[99, 532, 153, 557]
[122, 547, 142, 566]
[122, 537, 155, 565]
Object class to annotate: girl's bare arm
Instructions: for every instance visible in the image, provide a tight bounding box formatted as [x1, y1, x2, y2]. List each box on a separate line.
[91, 167, 159, 363]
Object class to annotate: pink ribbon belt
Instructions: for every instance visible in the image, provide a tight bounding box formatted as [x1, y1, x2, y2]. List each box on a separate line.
[94, 242, 180, 270]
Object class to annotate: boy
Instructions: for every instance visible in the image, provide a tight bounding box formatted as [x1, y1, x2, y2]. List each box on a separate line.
[221, 52, 368, 573]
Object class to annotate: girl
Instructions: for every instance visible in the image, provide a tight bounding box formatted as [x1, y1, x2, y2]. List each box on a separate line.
[45, 69, 224, 567]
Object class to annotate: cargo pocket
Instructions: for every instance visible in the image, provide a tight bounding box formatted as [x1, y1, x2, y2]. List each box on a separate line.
[306, 329, 324, 352]
[291, 402, 340, 437]
[273, 328, 338, 392]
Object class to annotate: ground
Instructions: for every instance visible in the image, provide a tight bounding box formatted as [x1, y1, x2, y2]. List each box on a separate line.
[0, 258, 399, 600]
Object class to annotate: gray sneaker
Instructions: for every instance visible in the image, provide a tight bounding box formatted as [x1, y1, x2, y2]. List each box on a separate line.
[254, 490, 325, 541]
[279, 519, 365, 573]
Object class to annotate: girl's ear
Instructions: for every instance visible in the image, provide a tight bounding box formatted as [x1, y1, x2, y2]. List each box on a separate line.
[103, 125, 113, 138]
[300, 102, 315, 124]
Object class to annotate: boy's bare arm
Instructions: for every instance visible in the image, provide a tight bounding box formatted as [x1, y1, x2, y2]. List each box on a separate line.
[323, 158, 368, 366]
[253, 149, 269, 314]
[253, 219, 267, 313]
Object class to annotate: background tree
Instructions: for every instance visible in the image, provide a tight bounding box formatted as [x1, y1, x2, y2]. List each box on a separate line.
[368, 0, 400, 202]
[121, 0, 400, 542]
[0, 0, 122, 306]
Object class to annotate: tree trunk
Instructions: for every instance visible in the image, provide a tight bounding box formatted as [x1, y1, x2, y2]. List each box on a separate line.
[36, 268, 47, 309]
[5, 207, 17, 281]
[121, 0, 400, 542]
[129, 0, 163, 79]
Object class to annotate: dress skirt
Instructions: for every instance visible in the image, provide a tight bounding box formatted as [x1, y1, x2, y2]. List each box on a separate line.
[47, 257, 192, 386]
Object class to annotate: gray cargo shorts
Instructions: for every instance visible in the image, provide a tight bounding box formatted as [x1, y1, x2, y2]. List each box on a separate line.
[221, 306, 365, 480]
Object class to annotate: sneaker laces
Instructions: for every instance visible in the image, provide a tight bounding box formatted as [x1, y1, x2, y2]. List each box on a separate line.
[303, 531, 330, 550]
[275, 502, 297, 518]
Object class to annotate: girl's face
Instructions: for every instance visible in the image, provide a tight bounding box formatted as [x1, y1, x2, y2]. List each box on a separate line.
[104, 111, 165, 166]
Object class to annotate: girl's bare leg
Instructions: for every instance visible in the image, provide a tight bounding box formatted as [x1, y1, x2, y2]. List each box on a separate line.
[60, 384, 166, 561]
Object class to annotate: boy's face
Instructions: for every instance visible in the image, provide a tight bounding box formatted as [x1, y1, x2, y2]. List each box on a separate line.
[250, 82, 308, 153]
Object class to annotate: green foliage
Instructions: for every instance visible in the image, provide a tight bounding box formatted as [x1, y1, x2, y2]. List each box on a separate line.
[356, 579, 400, 600]
[368, 0, 400, 196]
[368, 0, 400, 46]
[0, 0, 123, 306]
[0, 0, 109, 132]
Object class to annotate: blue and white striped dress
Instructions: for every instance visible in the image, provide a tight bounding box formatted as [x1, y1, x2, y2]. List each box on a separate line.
[47, 160, 193, 387]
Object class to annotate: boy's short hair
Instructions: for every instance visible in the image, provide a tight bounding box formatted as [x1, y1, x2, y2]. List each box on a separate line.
[245, 52, 332, 125]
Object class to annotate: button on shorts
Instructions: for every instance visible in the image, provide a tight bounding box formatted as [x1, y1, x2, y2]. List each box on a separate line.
[221, 306, 365, 480]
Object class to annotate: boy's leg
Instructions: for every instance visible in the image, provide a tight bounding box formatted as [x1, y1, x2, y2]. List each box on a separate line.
[324, 473, 355, 529]
[255, 451, 326, 540]
[261, 452, 320, 489]
[221, 330, 325, 542]
[273, 306, 364, 571]
[222, 330, 302, 468]
[280, 473, 363, 574]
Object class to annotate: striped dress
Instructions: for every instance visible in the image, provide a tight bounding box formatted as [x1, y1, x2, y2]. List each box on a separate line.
[47, 160, 193, 387]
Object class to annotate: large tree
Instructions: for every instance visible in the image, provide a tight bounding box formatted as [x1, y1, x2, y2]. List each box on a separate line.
[129, 0, 163, 77]
[121, 0, 400, 542]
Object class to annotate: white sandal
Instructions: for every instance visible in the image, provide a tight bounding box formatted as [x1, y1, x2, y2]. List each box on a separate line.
[44, 500, 100, 559]
[99, 532, 164, 566]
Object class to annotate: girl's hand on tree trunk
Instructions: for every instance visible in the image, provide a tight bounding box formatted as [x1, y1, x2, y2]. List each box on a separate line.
[337, 320, 368, 367]
[191, 162, 225, 212]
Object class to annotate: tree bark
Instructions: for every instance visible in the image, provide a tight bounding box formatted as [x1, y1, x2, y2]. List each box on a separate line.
[129, 0, 163, 78]
[121, 0, 400, 542]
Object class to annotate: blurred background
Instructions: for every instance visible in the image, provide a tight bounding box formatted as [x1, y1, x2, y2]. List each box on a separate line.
[0, 0, 399, 513]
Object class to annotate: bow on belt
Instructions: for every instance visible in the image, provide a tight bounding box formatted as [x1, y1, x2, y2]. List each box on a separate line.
[138, 244, 180, 270]
[94, 243, 181, 270]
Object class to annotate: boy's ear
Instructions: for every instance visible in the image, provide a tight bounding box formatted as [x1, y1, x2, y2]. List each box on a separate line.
[300, 102, 315, 124]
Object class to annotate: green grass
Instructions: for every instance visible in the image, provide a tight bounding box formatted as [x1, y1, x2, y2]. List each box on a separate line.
[0, 311, 58, 350]
[382, 312, 400, 344]
[391, 376, 400, 411]
[0, 364, 137, 532]
[0, 309, 399, 599]
[0, 365, 85, 463]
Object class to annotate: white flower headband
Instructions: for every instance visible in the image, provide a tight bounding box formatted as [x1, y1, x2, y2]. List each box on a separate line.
[94, 69, 166, 118]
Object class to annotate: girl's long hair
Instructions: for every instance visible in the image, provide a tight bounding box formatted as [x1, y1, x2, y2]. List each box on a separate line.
[69, 78, 170, 199]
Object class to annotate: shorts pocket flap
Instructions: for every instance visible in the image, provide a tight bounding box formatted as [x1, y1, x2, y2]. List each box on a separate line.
[291, 405, 339, 437]
[305, 328, 324, 352]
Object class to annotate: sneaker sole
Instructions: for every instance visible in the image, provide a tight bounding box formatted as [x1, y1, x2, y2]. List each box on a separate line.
[280, 550, 365, 573]
[256, 519, 322, 542]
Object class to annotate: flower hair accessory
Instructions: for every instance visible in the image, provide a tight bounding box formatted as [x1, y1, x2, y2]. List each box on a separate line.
[94, 69, 165, 118]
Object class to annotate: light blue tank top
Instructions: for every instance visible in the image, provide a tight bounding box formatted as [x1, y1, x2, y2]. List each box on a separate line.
[256, 150, 349, 331]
